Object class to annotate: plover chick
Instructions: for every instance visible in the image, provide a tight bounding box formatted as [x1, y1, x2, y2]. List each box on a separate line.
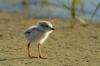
[24, 21, 54, 59]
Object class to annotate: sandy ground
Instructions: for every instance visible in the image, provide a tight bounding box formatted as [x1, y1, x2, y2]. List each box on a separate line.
[0, 12, 100, 66]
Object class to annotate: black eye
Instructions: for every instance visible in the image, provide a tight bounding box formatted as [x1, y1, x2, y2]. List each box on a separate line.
[40, 24, 49, 27]
[44, 25, 49, 27]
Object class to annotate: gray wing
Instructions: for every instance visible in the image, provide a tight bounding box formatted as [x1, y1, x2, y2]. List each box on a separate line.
[24, 27, 36, 35]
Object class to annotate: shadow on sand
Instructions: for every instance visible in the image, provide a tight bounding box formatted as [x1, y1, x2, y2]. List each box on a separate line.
[0, 56, 38, 61]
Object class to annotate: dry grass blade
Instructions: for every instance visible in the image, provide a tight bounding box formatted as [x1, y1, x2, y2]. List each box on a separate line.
[42, 0, 48, 5]
[21, 0, 30, 5]
[70, 0, 81, 18]
[75, 16, 87, 25]
[91, 2, 100, 20]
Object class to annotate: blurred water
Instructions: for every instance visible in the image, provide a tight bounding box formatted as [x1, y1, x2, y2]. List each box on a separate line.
[0, 0, 99, 22]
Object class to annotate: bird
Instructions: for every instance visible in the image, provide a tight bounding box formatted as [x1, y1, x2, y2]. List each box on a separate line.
[24, 21, 54, 59]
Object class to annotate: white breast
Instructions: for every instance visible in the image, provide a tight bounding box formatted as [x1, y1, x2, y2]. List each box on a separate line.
[39, 32, 49, 44]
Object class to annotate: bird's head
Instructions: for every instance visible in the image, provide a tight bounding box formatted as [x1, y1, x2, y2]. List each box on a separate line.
[37, 21, 54, 32]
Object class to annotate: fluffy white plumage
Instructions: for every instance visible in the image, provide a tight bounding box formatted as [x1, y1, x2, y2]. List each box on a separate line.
[24, 21, 54, 59]
[24, 21, 54, 44]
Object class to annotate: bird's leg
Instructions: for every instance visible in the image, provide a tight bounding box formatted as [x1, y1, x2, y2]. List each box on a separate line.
[38, 43, 47, 59]
[38, 43, 42, 58]
[27, 42, 33, 58]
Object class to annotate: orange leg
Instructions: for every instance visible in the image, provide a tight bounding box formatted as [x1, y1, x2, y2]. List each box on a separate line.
[38, 43, 47, 59]
[27, 42, 33, 58]
[38, 43, 42, 58]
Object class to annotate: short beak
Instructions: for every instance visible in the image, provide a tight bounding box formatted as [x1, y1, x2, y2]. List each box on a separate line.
[51, 28, 55, 30]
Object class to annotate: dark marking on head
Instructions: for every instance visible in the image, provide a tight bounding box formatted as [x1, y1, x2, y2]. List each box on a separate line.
[39, 22, 51, 28]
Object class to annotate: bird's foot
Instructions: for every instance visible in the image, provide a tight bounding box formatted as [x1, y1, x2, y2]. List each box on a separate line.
[28, 54, 47, 59]
[28, 55, 34, 59]
[28, 55, 39, 59]
[38, 56, 47, 59]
